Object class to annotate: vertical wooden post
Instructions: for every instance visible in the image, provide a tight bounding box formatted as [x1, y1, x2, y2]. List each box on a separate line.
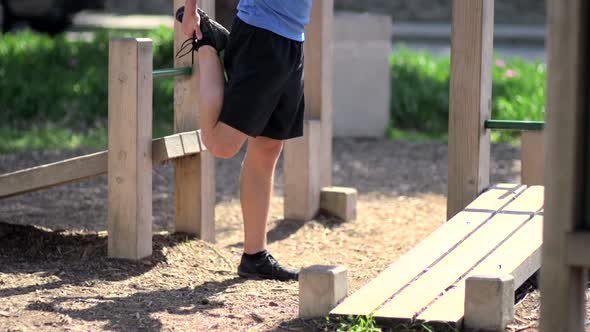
[284, 0, 333, 221]
[173, 0, 216, 241]
[108, 38, 153, 260]
[447, 0, 494, 219]
[284, 120, 321, 220]
[521, 131, 545, 185]
[540, 0, 589, 331]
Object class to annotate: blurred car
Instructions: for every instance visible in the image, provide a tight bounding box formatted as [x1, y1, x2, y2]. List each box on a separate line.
[0, 0, 104, 34]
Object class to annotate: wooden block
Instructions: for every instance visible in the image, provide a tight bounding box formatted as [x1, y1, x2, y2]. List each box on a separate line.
[464, 275, 515, 332]
[152, 131, 205, 163]
[299, 265, 348, 318]
[107, 38, 153, 260]
[173, 0, 216, 241]
[330, 185, 526, 317]
[447, 0, 494, 219]
[284, 119, 322, 221]
[521, 131, 545, 186]
[320, 187, 357, 221]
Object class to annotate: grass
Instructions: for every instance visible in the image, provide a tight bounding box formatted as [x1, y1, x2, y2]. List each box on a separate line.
[321, 316, 462, 332]
[0, 30, 547, 153]
[0, 122, 173, 154]
[389, 47, 546, 144]
[0, 27, 176, 154]
[324, 316, 381, 332]
[387, 127, 448, 144]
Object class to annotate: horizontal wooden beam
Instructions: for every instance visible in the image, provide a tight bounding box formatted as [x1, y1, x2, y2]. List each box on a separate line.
[0, 130, 205, 199]
[566, 232, 590, 266]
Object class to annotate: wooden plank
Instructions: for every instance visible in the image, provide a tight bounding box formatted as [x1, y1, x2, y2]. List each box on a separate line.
[173, 0, 216, 241]
[330, 185, 526, 317]
[521, 131, 545, 186]
[107, 38, 153, 260]
[373, 211, 529, 320]
[566, 232, 590, 266]
[0, 131, 204, 199]
[447, 0, 494, 219]
[541, 0, 589, 331]
[284, 0, 334, 221]
[374, 186, 541, 320]
[418, 215, 543, 324]
[0, 152, 107, 199]
[284, 120, 322, 221]
[500, 185, 544, 213]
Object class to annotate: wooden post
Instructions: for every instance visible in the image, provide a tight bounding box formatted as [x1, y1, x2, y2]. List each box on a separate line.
[284, 0, 333, 221]
[285, 120, 322, 220]
[173, 0, 215, 241]
[521, 131, 545, 185]
[540, 0, 589, 331]
[447, 0, 494, 219]
[107, 38, 153, 260]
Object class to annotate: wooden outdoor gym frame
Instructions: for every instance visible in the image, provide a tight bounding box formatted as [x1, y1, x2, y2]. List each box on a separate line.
[0, 0, 352, 261]
[446, 0, 590, 330]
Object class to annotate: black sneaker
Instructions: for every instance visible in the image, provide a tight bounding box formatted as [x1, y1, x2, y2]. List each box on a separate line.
[238, 251, 299, 281]
[175, 6, 230, 53]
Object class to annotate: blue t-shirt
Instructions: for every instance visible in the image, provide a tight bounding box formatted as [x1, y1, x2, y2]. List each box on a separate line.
[237, 0, 312, 42]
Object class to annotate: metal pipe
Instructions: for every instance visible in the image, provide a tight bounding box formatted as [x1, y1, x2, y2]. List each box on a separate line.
[484, 120, 545, 131]
[152, 67, 192, 79]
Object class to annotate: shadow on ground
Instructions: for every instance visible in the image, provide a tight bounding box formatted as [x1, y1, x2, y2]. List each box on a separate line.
[1, 222, 198, 296]
[26, 278, 244, 331]
[0, 221, 249, 331]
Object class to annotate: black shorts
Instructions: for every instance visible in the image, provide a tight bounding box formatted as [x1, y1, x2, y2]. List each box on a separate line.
[218, 17, 305, 140]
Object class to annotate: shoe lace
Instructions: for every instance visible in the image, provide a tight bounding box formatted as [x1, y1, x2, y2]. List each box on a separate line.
[175, 32, 199, 64]
[266, 253, 278, 266]
[263, 252, 281, 276]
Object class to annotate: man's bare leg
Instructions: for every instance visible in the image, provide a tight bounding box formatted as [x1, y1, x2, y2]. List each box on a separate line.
[197, 46, 247, 159]
[240, 136, 283, 254]
[181, 0, 245, 159]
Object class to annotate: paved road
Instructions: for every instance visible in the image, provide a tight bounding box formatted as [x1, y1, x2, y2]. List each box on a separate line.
[70, 12, 547, 62]
[394, 41, 546, 62]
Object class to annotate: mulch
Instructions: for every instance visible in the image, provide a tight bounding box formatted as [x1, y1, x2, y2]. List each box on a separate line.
[0, 138, 580, 331]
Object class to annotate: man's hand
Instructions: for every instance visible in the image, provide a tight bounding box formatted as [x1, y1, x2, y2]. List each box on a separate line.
[182, 0, 203, 39]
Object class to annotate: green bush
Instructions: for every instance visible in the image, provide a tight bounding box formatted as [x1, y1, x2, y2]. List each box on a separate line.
[390, 48, 546, 143]
[0, 27, 175, 130]
[0, 31, 547, 153]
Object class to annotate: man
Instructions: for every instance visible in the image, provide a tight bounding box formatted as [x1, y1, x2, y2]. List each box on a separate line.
[179, 0, 312, 281]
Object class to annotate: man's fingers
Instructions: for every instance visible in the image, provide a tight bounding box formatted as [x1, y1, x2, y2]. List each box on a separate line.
[195, 27, 203, 40]
[195, 12, 203, 39]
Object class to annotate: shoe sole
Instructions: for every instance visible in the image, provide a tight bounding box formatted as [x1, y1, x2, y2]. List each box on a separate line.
[238, 270, 297, 282]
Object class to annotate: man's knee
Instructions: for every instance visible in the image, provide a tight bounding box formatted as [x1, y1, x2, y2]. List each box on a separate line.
[203, 123, 247, 159]
[207, 140, 242, 159]
[248, 137, 283, 162]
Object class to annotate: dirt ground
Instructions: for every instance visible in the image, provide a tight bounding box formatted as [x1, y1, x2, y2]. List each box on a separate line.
[0, 138, 584, 331]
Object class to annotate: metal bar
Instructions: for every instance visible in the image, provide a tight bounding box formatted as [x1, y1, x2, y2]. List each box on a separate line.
[484, 120, 545, 131]
[152, 67, 192, 78]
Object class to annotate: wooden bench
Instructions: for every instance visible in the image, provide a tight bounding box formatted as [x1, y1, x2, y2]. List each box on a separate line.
[330, 184, 544, 330]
